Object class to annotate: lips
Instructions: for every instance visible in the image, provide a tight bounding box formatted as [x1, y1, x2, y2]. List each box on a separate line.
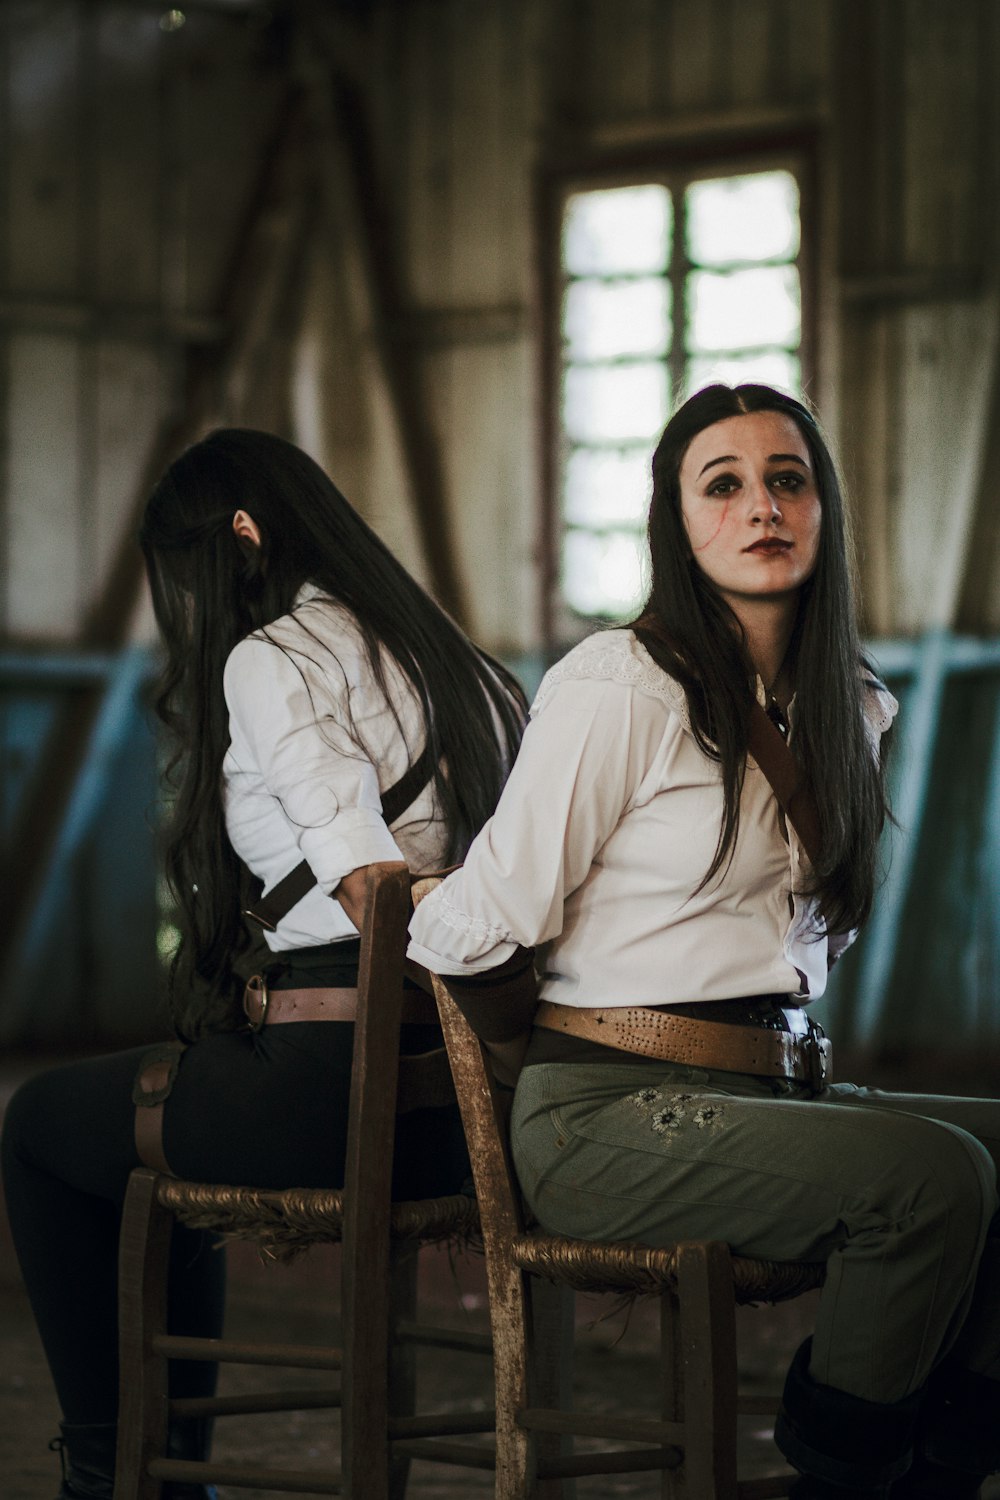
[745, 539, 792, 553]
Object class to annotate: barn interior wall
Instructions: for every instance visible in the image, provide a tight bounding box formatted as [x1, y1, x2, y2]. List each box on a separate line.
[1, 0, 997, 1051]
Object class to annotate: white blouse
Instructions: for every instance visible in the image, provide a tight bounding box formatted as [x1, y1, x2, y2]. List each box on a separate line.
[223, 584, 450, 951]
[407, 630, 897, 1009]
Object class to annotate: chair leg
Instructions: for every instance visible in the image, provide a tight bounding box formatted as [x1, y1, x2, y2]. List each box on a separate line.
[676, 1242, 739, 1500]
[387, 1243, 418, 1500]
[486, 1253, 536, 1500]
[528, 1278, 576, 1500]
[660, 1290, 684, 1500]
[115, 1169, 174, 1500]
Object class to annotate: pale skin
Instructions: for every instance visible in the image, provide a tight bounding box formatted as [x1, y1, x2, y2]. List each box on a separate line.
[677, 410, 822, 708]
[231, 508, 369, 933]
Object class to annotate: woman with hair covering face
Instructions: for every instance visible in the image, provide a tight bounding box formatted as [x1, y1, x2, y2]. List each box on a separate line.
[409, 385, 1000, 1500]
[2, 428, 526, 1500]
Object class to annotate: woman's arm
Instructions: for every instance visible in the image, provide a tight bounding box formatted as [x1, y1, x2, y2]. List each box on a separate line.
[408, 671, 669, 971]
[224, 635, 405, 921]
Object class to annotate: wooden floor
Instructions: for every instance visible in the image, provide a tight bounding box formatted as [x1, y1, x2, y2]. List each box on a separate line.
[3, 1052, 999, 1500]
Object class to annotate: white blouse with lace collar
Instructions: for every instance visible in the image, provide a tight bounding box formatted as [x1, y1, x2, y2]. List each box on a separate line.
[408, 629, 897, 1008]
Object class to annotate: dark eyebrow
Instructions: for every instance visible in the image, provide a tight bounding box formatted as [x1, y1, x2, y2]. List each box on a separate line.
[697, 450, 809, 478]
[697, 454, 737, 477]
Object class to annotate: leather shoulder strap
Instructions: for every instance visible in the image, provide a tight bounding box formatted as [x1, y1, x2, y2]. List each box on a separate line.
[243, 743, 437, 931]
[746, 699, 822, 869]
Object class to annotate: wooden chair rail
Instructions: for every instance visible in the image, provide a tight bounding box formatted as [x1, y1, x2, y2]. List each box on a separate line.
[115, 863, 493, 1500]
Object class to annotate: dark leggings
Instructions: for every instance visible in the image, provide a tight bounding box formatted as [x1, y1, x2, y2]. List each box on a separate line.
[1, 1018, 466, 1425]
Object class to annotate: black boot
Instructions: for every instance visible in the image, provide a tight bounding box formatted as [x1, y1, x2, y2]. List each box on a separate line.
[49, 1419, 217, 1500]
[49, 1422, 116, 1500]
[890, 1362, 1000, 1500]
[775, 1339, 923, 1500]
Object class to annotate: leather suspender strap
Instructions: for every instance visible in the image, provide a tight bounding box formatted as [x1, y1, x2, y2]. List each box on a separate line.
[132, 1042, 188, 1176]
[746, 699, 823, 869]
[244, 743, 437, 932]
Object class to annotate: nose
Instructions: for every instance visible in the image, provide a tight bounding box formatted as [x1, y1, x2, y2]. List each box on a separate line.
[748, 479, 782, 524]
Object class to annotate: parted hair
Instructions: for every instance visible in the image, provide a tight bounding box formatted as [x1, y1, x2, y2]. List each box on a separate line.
[630, 383, 891, 936]
[140, 427, 526, 1037]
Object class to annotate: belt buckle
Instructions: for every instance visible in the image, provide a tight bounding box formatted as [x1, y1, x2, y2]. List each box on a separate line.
[243, 973, 269, 1032]
[804, 1017, 829, 1091]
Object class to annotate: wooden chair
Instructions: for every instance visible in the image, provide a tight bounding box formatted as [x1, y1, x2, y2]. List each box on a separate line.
[412, 876, 826, 1500]
[114, 861, 494, 1500]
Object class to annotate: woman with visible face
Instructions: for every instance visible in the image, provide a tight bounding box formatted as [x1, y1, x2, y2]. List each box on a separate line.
[409, 383, 1000, 1498]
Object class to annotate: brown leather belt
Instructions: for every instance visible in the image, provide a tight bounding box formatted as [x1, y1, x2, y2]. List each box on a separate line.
[534, 1000, 832, 1089]
[242, 977, 438, 1030]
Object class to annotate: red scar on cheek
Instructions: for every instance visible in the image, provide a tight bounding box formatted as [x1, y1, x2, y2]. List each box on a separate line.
[692, 499, 730, 552]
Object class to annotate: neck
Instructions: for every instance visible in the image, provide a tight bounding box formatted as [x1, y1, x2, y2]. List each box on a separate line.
[727, 594, 799, 700]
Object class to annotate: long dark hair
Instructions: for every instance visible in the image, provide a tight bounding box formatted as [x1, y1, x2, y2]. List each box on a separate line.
[140, 427, 526, 1035]
[630, 382, 890, 936]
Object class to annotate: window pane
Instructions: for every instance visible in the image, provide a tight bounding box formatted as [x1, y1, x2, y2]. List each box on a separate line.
[563, 446, 652, 527]
[563, 362, 668, 443]
[685, 349, 801, 398]
[563, 277, 671, 361]
[687, 265, 800, 352]
[563, 185, 671, 276]
[562, 528, 647, 618]
[686, 170, 800, 266]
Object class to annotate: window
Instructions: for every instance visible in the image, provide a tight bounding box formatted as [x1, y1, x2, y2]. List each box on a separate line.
[556, 164, 804, 622]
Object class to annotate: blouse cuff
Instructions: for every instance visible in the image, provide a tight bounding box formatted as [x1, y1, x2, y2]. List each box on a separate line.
[299, 806, 404, 892]
[407, 877, 519, 974]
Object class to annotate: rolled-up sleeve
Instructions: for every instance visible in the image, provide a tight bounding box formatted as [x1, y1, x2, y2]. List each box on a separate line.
[224, 636, 402, 891]
[407, 674, 665, 974]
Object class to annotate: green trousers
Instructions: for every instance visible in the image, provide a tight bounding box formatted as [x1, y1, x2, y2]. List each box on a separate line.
[511, 1057, 1000, 1404]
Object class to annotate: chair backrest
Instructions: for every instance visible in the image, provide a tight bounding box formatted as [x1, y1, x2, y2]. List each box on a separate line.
[410, 876, 525, 1246]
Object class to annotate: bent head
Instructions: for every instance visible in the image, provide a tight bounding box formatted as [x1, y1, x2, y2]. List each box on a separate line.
[645, 384, 852, 630]
[139, 428, 364, 651]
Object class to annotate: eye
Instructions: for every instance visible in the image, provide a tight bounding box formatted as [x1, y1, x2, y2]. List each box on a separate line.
[770, 470, 806, 492]
[706, 473, 740, 497]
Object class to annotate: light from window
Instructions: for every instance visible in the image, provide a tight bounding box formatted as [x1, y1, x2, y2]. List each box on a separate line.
[558, 167, 802, 620]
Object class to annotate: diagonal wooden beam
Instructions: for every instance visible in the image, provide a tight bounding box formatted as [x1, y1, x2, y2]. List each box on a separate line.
[1, 89, 311, 1008]
[296, 16, 468, 626]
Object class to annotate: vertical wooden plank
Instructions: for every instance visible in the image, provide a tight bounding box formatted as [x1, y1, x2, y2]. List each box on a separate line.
[785, 0, 833, 110]
[676, 1242, 738, 1500]
[901, 0, 984, 272]
[95, 3, 162, 305]
[405, 0, 454, 309]
[840, 312, 898, 637]
[726, 0, 780, 111]
[665, 0, 718, 114]
[892, 299, 996, 633]
[5, 332, 83, 637]
[93, 340, 165, 612]
[7, 0, 83, 295]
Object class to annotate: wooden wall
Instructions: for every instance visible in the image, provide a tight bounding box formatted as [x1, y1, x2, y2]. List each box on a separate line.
[1, 0, 998, 1047]
[2, 0, 997, 651]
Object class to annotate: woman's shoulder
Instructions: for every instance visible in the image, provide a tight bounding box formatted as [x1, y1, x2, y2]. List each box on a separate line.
[531, 628, 691, 727]
[224, 586, 362, 692]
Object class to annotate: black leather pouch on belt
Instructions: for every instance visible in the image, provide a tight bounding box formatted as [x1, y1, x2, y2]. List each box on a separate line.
[441, 946, 539, 1041]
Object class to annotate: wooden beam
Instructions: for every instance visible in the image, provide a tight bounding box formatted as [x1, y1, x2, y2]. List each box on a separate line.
[1, 89, 310, 1006]
[296, 22, 468, 625]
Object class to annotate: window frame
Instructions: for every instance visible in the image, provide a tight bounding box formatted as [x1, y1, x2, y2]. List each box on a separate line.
[535, 130, 820, 649]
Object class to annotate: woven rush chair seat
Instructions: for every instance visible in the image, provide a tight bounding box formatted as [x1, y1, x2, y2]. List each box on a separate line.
[510, 1231, 824, 1304]
[115, 864, 495, 1500]
[412, 874, 827, 1500]
[155, 1177, 481, 1261]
